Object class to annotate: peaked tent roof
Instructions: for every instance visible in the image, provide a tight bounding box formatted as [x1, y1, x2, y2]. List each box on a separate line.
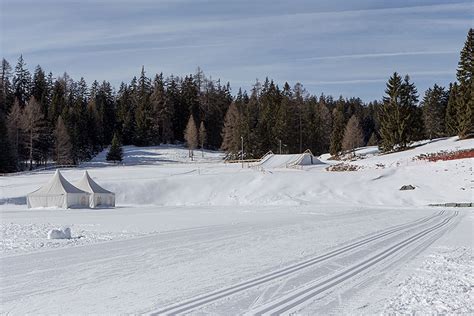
[75, 171, 113, 194]
[30, 170, 88, 195]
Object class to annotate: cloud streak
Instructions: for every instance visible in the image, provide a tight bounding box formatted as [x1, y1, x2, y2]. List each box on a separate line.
[299, 50, 458, 61]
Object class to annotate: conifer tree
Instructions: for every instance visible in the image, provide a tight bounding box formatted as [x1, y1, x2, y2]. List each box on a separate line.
[316, 98, 332, 154]
[445, 83, 459, 136]
[379, 73, 420, 151]
[7, 99, 23, 167]
[96, 81, 115, 145]
[106, 133, 123, 162]
[116, 83, 135, 145]
[31, 65, 48, 114]
[87, 98, 102, 154]
[1, 59, 14, 113]
[150, 74, 172, 144]
[367, 132, 378, 146]
[13, 55, 31, 107]
[54, 115, 73, 165]
[134, 67, 154, 145]
[49, 80, 66, 126]
[342, 115, 364, 155]
[184, 114, 198, 159]
[199, 121, 207, 157]
[21, 97, 45, 169]
[0, 111, 15, 172]
[455, 28, 474, 139]
[421, 84, 447, 139]
[273, 91, 290, 153]
[330, 107, 345, 156]
[401, 75, 422, 142]
[199, 121, 207, 149]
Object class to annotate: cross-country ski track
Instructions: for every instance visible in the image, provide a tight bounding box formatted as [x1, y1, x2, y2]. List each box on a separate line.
[148, 210, 459, 315]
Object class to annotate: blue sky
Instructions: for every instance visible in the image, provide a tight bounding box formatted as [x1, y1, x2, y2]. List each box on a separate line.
[1, 0, 472, 101]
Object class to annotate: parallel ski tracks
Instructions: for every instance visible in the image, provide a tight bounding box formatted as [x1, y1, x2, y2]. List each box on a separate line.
[149, 210, 447, 315]
[252, 210, 459, 315]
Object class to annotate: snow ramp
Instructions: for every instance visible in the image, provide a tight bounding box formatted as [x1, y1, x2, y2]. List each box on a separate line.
[257, 152, 323, 169]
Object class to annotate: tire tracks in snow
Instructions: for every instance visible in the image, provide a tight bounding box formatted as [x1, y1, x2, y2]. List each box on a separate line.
[149, 210, 446, 315]
[250, 210, 459, 315]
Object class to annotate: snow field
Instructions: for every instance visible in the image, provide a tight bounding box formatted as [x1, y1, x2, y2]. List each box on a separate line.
[0, 137, 472, 314]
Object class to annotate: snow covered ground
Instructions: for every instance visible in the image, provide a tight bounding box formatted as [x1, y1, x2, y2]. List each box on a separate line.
[0, 137, 472, 314]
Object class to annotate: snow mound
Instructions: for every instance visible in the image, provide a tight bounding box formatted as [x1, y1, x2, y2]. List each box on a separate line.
[47, 227, 71, 239]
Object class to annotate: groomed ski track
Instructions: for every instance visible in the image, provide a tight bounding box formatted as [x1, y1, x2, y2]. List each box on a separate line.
[0, 209, 462, 315]
[149, 210, 459, 315]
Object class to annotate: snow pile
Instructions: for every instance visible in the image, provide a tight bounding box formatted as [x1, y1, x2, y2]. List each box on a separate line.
[47, 227, 71, 239]
[384, 247, 473, 314]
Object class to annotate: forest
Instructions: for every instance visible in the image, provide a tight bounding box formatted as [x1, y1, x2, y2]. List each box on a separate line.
[0, 29, 472, 173]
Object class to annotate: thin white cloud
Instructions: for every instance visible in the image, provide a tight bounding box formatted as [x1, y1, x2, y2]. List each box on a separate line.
[299, 50, 458, 61]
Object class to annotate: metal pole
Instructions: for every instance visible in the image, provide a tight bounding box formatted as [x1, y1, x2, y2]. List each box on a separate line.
[241, 136, 244, 168]
[279, 139, 282, 154]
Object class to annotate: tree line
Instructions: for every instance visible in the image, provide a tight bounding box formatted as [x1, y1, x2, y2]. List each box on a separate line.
[0, 28, 472, 172]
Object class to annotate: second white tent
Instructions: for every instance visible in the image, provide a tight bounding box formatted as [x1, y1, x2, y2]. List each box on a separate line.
[74, 171, 115, 208]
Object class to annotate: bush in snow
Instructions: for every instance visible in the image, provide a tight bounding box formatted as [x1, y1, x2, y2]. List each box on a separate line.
[47, 227, 71, 239]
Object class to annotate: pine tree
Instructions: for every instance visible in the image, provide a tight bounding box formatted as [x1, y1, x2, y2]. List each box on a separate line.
[199, 121, 207, 157]
[1, 59, 14, 113]
[184, 114, 198, 160]
[13, 55, 31, 107]
[401, 75, 422, 143]
[106, 133, 123, 162]
[49, 80, 66, 126]
[31, 65, 49, 114]
[54, 115, 73, 165]
[421, 84, 448, 139]
[456, 28, 474, 139]
[367, 132, 378, 146]
[96, 81, 115, 145]
[116, 83, 136, 145]
[317, 98, 332, 154]
[445, 83, 459, 136]
[342, 115, 364, 154]
[0, 111, 15, 172]
[134, 67, 153, 145]
[7, 99, 23, 168]
[150, 74, 171, 144]
[21, 97, 45, 169]
[379, 73, 420, 151]
[330, 107, 345, 156]
[199, 121, 207, 149]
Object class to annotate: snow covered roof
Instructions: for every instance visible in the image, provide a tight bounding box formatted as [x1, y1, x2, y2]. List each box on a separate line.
[29, 170, 88, 196]
[75, 171, 113, 194]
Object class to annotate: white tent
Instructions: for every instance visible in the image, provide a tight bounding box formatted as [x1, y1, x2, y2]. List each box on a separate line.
[27, 170, 90, 209]
[74, 171, 115, 208]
